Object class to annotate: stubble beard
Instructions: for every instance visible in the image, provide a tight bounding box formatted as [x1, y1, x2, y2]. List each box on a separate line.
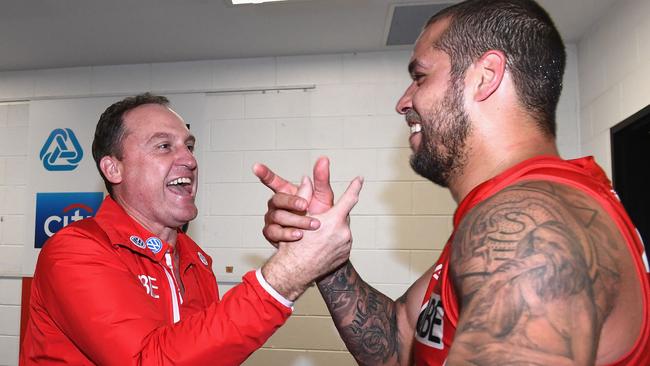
[409, 78, 471, 188]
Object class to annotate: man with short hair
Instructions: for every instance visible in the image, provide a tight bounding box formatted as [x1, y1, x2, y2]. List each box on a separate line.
[21, 93, 363, 365]
[255, 0, 650, 364]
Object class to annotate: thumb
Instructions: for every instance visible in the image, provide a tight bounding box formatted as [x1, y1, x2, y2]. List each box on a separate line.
[312, 156, 334, 206]
[296, 176, 313, 204]
[331, 176, 364, 217]
[309, 157, 334, 214]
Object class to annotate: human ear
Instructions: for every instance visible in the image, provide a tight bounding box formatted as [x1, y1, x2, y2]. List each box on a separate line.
[472, 50, 506, 101]
[99, 156, 123, 184]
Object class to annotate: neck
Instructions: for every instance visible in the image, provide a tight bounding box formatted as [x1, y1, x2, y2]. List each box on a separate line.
[112, 195, 178, 247]
[447, 132, 559, 203]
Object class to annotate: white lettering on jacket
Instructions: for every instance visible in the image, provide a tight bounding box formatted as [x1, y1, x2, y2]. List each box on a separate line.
[138, 275, 160, 299]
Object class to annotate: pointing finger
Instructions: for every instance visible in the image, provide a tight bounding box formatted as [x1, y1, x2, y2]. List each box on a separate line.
[252, 163, 297, 194]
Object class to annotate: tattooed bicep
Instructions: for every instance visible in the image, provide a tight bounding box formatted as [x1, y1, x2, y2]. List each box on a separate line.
[451, 180, 622, 324]
[444, 181, 626, 365]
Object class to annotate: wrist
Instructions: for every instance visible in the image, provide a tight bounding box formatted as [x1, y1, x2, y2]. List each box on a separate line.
[261, 251, 310, 301]
[255, 269, 294, 308]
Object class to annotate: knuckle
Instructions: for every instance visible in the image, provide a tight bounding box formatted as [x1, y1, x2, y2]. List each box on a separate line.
[264, 211, 273, 224]
[263, 225, 280, 241]
[262, 226, 272, 239]
[341, 229, 352, 243]
[262, 226, 273, 242]
[269, 210, 283, 223]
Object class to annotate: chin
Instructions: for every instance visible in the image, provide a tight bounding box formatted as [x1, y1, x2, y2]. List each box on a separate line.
[175, 206, 198, 224]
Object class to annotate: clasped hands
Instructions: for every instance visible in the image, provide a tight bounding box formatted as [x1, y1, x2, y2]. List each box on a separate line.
[254, 157, 363, 300]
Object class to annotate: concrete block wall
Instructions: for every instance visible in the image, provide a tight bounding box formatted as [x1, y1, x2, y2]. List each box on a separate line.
[577, 0, 650, 176]
[0, 101, 28, 366]
[0, 42, 580, 364]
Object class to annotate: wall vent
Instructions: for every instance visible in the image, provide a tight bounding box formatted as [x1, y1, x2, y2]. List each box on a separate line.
[386, 3, 452, 46]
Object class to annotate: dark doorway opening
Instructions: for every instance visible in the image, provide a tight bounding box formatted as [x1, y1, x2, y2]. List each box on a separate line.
[611, 104, 650, 254]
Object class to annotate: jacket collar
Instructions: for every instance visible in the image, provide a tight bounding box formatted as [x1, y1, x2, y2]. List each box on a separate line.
[93, 196, 170, 263]
[93, 196, 212, 271]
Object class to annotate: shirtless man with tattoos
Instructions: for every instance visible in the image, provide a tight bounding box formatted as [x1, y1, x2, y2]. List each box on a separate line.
[254, 0, 650, 364]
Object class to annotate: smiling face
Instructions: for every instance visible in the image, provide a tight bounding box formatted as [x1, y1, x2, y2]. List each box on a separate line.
[395, 18, 472, 187]
[108, 103, 198, 235]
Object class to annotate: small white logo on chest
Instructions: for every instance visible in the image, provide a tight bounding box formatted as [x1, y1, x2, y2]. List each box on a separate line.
[138, 274, 160, 299]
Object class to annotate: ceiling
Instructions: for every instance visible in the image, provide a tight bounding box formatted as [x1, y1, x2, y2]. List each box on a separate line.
[0, 0, 617, 72]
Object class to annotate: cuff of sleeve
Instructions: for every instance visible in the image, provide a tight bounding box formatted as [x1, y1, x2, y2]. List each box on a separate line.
[255, 269, 295, 309]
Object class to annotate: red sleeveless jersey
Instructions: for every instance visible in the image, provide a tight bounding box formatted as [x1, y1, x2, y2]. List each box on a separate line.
[413, 156, 650, 365]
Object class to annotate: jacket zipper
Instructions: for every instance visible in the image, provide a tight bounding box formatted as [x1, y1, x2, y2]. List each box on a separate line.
[163, 252, 183, 323]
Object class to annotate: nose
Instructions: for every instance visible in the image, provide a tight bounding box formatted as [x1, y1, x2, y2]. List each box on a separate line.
[396, 82, 416, 115]
[177, 145, 197, 170]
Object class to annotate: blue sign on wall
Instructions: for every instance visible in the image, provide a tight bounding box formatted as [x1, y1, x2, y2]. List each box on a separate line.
[39, 128, 84, 171]
[34, 192, 103, 248]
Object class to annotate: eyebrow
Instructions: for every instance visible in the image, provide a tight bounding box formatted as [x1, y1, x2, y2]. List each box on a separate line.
[408, 59, 427, 76]
[147, 132, 196, 145]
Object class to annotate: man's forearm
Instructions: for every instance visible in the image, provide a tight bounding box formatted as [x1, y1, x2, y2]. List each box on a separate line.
[317, 261, 401, 366]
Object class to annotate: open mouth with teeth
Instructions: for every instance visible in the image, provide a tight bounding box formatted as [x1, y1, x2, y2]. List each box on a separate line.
[410, 123, 422, 134]
[167, 177, 193, 196]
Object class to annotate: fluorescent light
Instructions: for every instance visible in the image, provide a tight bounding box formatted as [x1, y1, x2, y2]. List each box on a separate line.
[231, 0, 289, 4]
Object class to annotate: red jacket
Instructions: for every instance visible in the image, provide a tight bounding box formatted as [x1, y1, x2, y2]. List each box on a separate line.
[21, 196, 291, 365]
[413, 156, 650, 365]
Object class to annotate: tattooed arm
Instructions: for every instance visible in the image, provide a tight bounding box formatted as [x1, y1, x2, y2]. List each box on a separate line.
[318, 261, 434, 366]
[255, 159, 433, 365]
[446, 181, 623, 366]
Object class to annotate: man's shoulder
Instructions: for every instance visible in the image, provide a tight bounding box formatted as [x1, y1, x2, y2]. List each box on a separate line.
[452, 178, 625, 313]
[34, 218, 122, 285]
[41, 217, 112, 254]
[483, 179, 611, 222]
[458, 179, 617, 247]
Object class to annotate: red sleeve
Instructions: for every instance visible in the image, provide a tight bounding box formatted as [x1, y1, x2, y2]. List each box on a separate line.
[34, 227, 291, 366]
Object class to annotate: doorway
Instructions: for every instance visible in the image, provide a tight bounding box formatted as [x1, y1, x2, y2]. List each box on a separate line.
[611, 104, 650, 254]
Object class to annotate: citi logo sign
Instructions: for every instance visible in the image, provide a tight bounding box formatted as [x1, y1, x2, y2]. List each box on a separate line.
[39, 128, 84, 171]
[34, 192, 103, 248]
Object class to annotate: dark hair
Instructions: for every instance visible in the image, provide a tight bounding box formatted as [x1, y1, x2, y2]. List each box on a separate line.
[92, 93, 170, 194]
[426, 0, 565, 137]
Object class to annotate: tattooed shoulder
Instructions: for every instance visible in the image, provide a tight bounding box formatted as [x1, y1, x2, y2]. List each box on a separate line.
[446, 180, 628, 365]
[452, 180, 622, 320]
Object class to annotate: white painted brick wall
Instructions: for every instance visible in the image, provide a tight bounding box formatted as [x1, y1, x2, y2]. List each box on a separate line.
[0, 278, 21, 366]
[90, 64, 152, 95]
[204, 94, 245, 121]
[211, 119, 277, 151]
[0, 35, 585, 364]
[245, 89, 311, 119]
[151, 61, 215, 92]
[277, 54, 343, 85]
[578, 0, 650, 174]
[0, 106, 7, 127]
[276, 117, 345, 150]
[0, 102, 28, 365]
[213, 57, 277, 89]
[34, 67, 92, 98]
[0, 72, 34, 100]
[0, 128, 28, 156]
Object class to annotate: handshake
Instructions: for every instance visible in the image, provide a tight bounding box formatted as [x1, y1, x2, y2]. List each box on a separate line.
[253, 156, 364, 302]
